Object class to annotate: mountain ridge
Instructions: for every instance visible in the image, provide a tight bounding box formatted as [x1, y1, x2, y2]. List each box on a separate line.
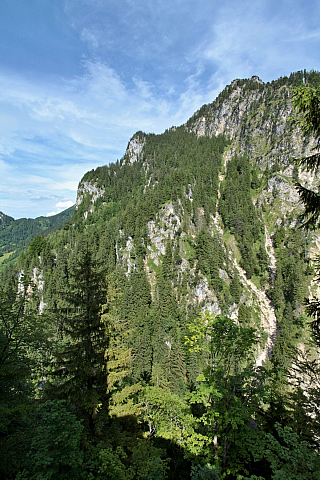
[1, 70, 320, 478]
[68, 70, 319, 371]
[0, 205, 75, 263]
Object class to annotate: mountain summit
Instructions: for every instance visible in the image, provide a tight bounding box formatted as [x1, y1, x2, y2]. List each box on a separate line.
[1, 70, 320, 479]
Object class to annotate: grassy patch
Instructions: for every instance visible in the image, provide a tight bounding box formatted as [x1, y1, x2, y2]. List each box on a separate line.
[180, 236, 196, 262]
[223, 230, 241, 263]
[0, 250, 14, 265]
[0, 250, 16, 272]
[251, 274, 262, 290]
[147, 256, 159, 274]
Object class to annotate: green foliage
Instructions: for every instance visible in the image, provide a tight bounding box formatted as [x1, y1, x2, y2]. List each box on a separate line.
[195, 229, 225, 293]
[219, 156, 264, 278]
[292, 85, 320, 148]
[186, 312, 263, 477]
[28, 234, 47, 257]
[81, 128, 228, 235]
[230, 270, 242, 304]
[291, 84, 320, 228]
[45, 239, 110, 436]
[17, 401, 83, 480]
[83, 438, 168, 480]
[256, 423, 320, 480]
[0, 273, 45, 408]
[269, 227, 309, 372]
[191, 463, 220, 480]
[0, 211, 14, 226]
[0, 206, 74, 259]
[0, 275, 44, 479]
[2, 70, 320, 479]
[126, 257, 153, 382]
[141, 386, 200, 450]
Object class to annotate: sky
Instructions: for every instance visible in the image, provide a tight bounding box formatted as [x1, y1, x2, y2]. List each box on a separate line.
[0, 0, 319, 219]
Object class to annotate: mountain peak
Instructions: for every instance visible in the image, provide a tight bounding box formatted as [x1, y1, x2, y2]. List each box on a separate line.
[0, 211, 14, 226]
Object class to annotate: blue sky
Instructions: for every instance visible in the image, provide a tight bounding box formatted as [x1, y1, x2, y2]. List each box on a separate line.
[0, 0, 319, 219]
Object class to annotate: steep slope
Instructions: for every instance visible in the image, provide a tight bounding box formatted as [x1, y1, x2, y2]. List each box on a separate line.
[0, 212, 14, 227]
[8, 70, 318, 389]
[3, 71, 320, 480]
[0, 206, 75, 268]
[72, 71, 319, 369]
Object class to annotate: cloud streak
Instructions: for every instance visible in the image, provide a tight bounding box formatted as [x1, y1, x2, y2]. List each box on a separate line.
[0, 0, 319, 218]
[0, 57, 218, 218]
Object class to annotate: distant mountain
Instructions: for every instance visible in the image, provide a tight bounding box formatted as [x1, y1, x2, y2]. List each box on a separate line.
[0, 205, 75, 258]
[0, 211, 14, 227]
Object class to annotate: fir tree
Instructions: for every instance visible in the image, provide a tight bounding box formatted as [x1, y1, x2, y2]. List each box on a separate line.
[292, 84, 320, 228]
[46, 239, 109, 437]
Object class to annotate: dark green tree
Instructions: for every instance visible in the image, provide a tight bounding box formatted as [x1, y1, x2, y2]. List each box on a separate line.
[292, 85, 320, 331]
[0, 275, 44, 479]
[46, 239, 109, 437]
[17, 401, 84, 480]
[292, 85, 320, 228]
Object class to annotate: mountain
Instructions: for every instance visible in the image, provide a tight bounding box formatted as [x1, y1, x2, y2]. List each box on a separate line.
[0, 211, 14, 227]
[0, 205, 75, 264]
[9, 70, 319, 375]
[70, 71, 318, 365]
[1, 70, 320, 479]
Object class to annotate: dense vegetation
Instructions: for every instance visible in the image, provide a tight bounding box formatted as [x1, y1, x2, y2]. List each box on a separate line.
[1, 71, 320, 479]
[0, 206, 75, 260]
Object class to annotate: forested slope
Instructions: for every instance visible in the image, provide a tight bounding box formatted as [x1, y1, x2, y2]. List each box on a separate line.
[1, 70, 320, 479]
[0, 205, 75, 264]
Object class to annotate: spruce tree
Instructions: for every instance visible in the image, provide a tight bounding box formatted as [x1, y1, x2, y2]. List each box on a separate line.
[46, 239, 109, 436]
[292, 85, 320, 228]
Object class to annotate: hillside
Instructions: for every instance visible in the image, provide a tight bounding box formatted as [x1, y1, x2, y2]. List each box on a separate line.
[0, 205, 75, 265]
[1, 70, 320, 479]
[72, 70, 317, 359]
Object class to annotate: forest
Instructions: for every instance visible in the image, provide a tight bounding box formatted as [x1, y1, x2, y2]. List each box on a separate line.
[0, 206, 75, 260]
[1, 72, 320, 479]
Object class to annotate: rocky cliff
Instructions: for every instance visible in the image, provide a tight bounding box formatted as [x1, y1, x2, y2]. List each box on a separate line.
[72, 71, 319, 366]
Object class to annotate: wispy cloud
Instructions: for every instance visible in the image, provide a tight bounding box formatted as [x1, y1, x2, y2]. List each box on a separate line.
[81, 28, 100, 49]
[1, 0, 319, 218]
[196, 0, 320, 86]
[47, 200, 74, 217]
[0, 57, 218, 218]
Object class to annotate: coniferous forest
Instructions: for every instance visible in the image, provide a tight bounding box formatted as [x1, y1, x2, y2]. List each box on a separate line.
[1, 71, 320, 479]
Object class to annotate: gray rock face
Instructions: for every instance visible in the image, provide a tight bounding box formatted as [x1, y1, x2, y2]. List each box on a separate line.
[187, 78, 314, 169]
[194, 277, 221, 315]
[125, 132, 146, 164]
[76, 181, 105, 208]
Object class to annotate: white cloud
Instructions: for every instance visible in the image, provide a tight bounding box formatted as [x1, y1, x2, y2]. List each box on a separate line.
[46, 211, 59, 217]
[56, 200, 75, 208]
[1, 0, 320, 219]
[81, 28, 100, 49]
[46, 200, 74, 216]
[195, 0, 320, 86]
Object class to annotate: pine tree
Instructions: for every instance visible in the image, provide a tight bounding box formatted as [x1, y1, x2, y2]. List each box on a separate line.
[46, 239, 109, 436]
[128, 256, 152, 382]
[291, 86, 320, 330]
[0, 274, 44, 478]
[292, 85, 320, 228]
[151, 243, 187, 392]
